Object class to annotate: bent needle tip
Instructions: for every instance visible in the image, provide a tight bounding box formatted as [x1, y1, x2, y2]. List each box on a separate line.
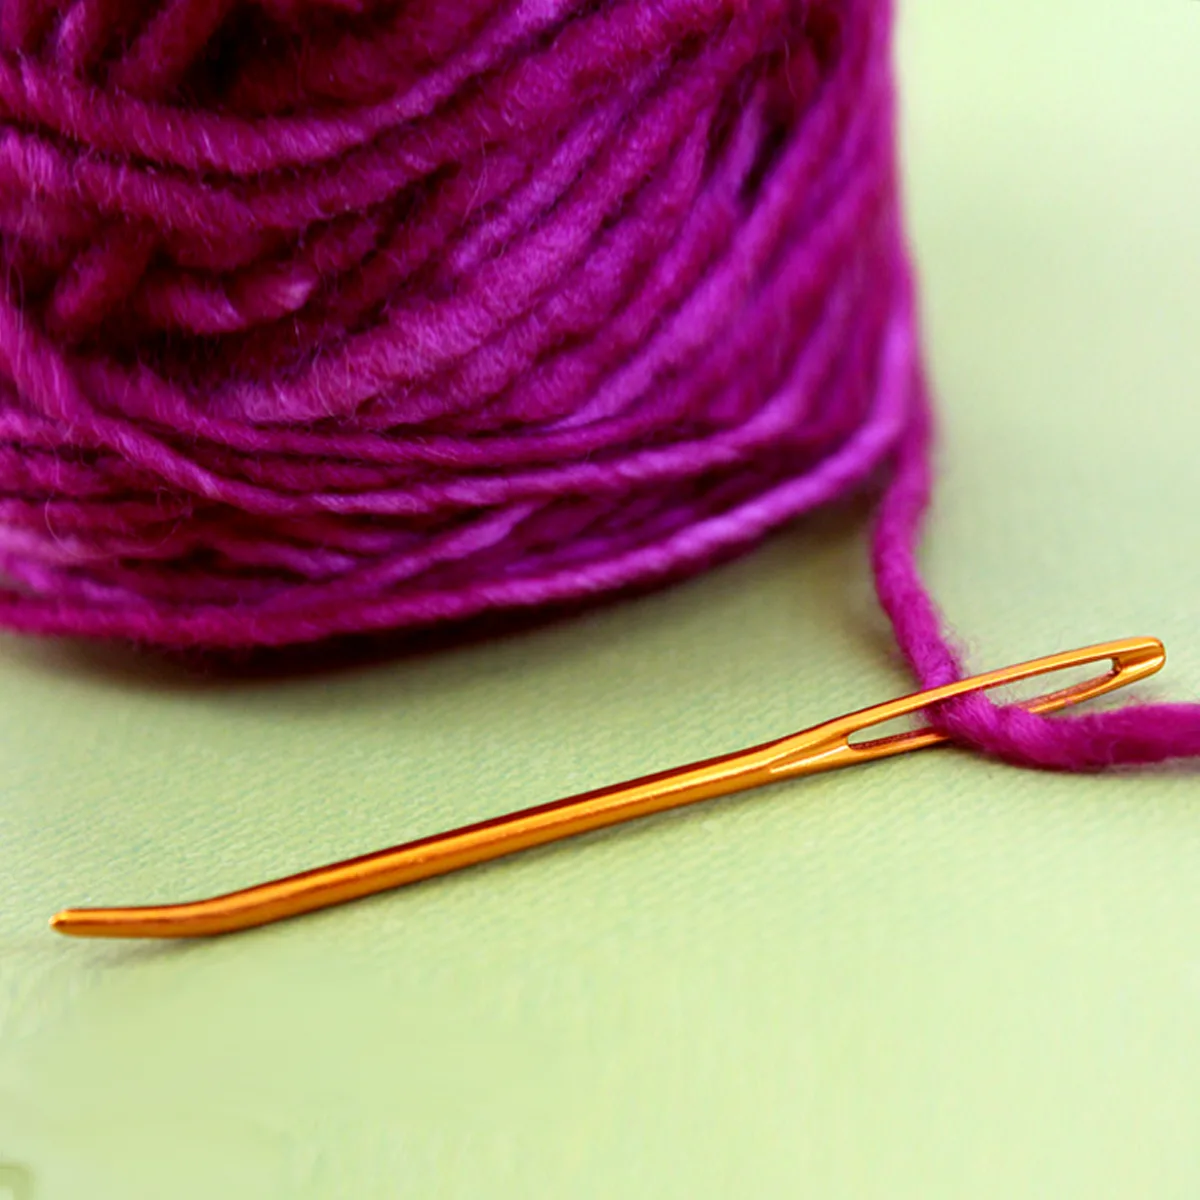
[51, 635, 1165, 940]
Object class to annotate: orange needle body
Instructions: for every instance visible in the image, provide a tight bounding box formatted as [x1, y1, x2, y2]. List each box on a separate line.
[51, 636, 1165, 939]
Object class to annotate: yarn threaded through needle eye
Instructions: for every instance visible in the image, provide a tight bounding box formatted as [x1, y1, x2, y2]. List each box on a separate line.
[0, 0, 1197, 773]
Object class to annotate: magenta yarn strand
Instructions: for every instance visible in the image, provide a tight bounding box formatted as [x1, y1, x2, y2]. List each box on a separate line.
[869, 348, 1200, 771]
[0, 0, 1196, 774]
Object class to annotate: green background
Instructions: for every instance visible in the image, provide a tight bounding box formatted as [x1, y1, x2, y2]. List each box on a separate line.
[2, 2, 1198, 1195]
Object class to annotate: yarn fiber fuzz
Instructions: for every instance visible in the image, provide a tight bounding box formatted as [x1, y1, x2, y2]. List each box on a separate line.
[0, 0, 1198, 771]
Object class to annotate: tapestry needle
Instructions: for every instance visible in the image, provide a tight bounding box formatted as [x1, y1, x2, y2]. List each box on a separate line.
[51, 635, 1165, 939]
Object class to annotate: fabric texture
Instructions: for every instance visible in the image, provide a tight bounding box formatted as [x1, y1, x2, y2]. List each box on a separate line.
[0, 2, 1198, 1195]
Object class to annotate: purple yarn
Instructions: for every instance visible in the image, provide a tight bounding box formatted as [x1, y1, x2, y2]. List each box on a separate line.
[0, 0, 1197, 771]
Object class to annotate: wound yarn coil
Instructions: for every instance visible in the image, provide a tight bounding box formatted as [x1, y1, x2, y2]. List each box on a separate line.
[0, 0, 1198, 771]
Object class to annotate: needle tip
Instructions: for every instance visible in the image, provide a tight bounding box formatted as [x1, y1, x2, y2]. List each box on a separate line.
[50, 909, 91, 937]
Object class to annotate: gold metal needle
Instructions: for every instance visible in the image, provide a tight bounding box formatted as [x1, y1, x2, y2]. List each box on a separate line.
[51, 636, 1165, 939]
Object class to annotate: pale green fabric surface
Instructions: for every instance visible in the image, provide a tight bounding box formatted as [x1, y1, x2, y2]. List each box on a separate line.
[2, 3, 1199, 1196]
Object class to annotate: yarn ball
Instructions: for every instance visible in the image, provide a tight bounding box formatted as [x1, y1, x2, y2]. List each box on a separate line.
[1, 0, 1198, 771]
[0, 0, 904, 647]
